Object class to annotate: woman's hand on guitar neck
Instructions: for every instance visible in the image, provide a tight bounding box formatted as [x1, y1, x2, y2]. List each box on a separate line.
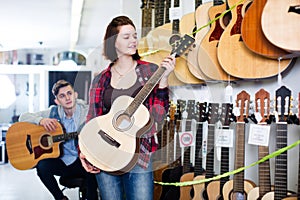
[79, 152, 101, 173]
[159, 55, 176, 88]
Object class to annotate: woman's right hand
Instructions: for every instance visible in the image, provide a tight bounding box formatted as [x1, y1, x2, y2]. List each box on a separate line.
[79, 152, 101, 174]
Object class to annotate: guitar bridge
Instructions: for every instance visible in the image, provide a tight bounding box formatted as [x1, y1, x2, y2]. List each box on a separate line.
[98, 130, 120, 148]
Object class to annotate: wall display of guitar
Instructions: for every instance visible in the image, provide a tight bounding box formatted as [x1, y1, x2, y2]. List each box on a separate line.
[206, 103, 233, 199]
[222, 90, 256, 200]
[247, 88, 272, 199]
[182, 0, 213, 80]
[261, 0, 300, 53]
[217, 0, 292, 79]
[197, 0, 240, 81]
[169, 0, 204, 85]
[241, 0, 295, 59]
[6, 122, 78, 170]
[262, 85, 292, 200]
[79, 34, 195, 175]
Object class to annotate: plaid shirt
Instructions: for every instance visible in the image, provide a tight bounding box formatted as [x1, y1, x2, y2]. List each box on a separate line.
[87, 59, 169, 169]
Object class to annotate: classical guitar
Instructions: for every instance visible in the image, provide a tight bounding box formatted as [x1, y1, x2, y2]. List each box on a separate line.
[247, 88, 272, 199]
[170, 0, 203, 84]
[261, 85, 292, 200]
[79, 35, 195, 175]
[261, 0, 300, 53]
[6, 121, 78, 170]
[241, 0, 295, 59]
[179, 100, 197, 200]
[217, 0, 292, 79]
[222, 90, 256, 200]
[182, 0, 212, 80]
[206, 103, 234, 200]
[191, 102, 208, 200]
[197, 0, 239, 81]
[200, 102, 220, 199]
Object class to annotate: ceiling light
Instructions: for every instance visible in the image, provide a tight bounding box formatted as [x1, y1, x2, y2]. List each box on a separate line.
[70, 0, 85, 50]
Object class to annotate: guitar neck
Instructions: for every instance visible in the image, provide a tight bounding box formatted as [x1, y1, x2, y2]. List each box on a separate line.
[172, 0, 180, 34]
[233, 122, 245, 193]
[124, 67, 166, 117]
[205, 124, 215, 179]
[52, 131, 78, 143]
[258, 145, 271, 197]
[274, 122, 288, 199]
[194, 122, 204, 176]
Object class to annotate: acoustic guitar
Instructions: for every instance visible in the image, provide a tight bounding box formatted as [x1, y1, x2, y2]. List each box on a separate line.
[241, 0, 295, 59]
[182, 0, 213, 80]
[197, 0, 239, 81]
[222, 90, 256, 200]
[217, 0, 292, 79]
[247, 88, 272, 199]
[170, 0, 204, 84]
[206, 103, 233, 200]
[261, 86, 292, 200]
[6, 121, 78, 170]
[79, 34, 195, 175]
[261, 0, 300, 53]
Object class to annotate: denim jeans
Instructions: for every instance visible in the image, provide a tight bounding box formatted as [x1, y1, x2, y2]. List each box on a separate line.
[96, 161, 154, 200]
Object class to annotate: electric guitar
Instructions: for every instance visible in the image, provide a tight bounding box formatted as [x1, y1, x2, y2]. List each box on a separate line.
[222, 90, 256, 200]
[6, 122, 78, 170]
[261, 0, 300, 53]
[217, 0, 292, 79]
[79, 35, 195, 175]
[247, 88, 272, 199]
[206, 103, 234, 199]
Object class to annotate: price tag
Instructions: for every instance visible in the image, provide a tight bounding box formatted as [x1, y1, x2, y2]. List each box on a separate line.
[215, 129, 234, 148]
[169, 7, 182, 20]
[248, 124, 270, 146]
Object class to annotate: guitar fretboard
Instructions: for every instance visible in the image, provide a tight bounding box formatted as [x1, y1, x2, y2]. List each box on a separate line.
[52, 131, 78, 143]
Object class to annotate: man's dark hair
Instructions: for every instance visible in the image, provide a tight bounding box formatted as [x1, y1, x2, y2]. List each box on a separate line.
[52, 80, 73, 97]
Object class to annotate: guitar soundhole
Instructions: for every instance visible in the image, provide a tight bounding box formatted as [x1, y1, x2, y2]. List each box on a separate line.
[40, 134, 52, 150]
[232, 192, 246, 200]
[114, 111, 134, 132]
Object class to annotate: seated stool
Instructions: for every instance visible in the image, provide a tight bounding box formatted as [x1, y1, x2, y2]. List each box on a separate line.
[59, 175, 87, 200]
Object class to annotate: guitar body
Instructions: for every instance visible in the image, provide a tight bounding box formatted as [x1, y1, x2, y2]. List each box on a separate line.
[161, 164, 183, 200]
[217, 0, 292, 79]
[183, 2, 213, 80]
[153, 162, 169, 200]
[79, 95, 152, 175]
[207, 180, 222, 200]
[261, 0, 300, 52]
[241, 0, 293, 58]
[192, 175, 205, 200]
[198, 1, 238, 81]
[222, 179, 256, 200]
[6, 122, 63, 170]
[179, 172, 194, 200]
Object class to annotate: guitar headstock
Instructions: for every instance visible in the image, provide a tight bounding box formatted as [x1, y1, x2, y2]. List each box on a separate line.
[186, 100, 196, 120]
[255, 88, 270, 123]
[235, 90, 250, 122]
[207, 103, 220, 124]
[170, 34, 195, 58]
[176, 99, 187, 120]
[169, 102, 176, 121]
[275, 85, 291, 122]
[220, 103, 234, 126]
[196, 101, 208, 123]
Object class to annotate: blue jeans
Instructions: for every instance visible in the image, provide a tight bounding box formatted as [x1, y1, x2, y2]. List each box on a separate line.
[96, 161, 154, 200]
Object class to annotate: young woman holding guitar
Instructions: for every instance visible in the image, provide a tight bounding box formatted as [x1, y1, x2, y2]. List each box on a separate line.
[78, 16, 177, 200]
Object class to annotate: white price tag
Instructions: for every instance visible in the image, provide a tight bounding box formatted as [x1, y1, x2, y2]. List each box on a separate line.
[248, 124, 270, 146]
[179, 131, 194, 147]
[169, 7, 182, 21]
[215, 129, 234, 148]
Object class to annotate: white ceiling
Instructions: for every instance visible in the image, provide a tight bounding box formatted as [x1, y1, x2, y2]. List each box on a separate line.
[0, 0, 141, 52]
